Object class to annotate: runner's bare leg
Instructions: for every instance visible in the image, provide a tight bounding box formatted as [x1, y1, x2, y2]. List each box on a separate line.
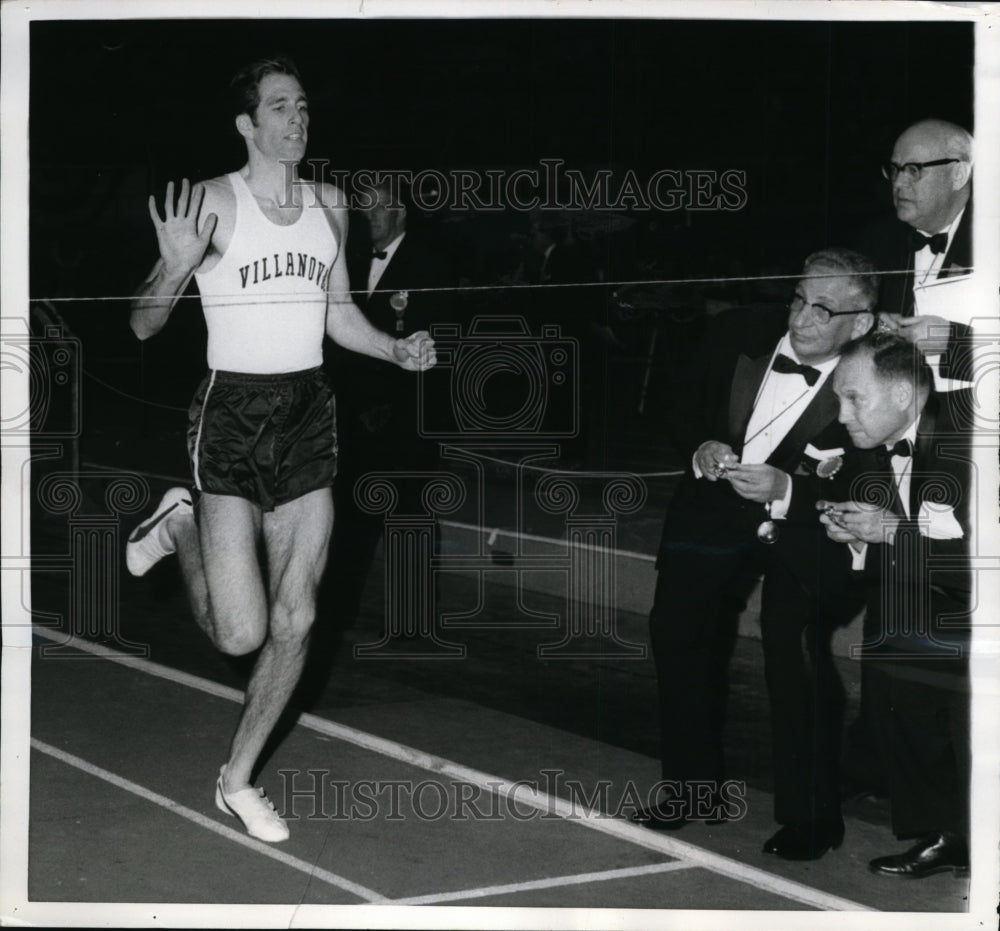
[222, 487, 333, 790]
[172, 493, 268, 655]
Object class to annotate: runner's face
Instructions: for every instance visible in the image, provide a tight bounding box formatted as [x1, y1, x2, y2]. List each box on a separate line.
[250, 73, 309, 163]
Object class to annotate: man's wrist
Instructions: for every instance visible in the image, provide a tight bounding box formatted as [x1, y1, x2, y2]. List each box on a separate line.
[390, 336, 407, 363]
[768, 471, 793, 519]
[157, 263, 196, 290]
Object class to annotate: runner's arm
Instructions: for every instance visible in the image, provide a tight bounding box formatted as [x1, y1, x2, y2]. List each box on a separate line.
[323, 199, 413, 365]
[130, 179, 217, 340]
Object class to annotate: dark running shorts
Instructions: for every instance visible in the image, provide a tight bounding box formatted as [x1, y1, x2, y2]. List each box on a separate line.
[187, 367, 337, 511]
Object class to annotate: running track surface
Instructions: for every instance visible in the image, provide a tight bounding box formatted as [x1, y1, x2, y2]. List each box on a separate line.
[16, 621, 974, 922]
[7, 502, 977, 923]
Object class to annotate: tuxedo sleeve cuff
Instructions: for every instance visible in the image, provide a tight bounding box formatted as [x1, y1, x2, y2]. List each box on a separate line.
[770, 473, 793, 520]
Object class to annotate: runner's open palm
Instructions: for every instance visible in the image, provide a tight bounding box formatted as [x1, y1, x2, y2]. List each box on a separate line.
[149, 179, 217, 275]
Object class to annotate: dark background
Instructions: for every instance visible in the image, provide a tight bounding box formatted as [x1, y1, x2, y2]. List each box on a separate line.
[29, 17, 974, 474]
[22, 16, 979, 842]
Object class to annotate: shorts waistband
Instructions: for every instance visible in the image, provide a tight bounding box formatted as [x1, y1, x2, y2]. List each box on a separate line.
[209, 366, 325, 385]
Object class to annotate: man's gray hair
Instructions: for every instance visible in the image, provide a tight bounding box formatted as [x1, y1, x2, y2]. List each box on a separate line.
[801, 247, 880, 310]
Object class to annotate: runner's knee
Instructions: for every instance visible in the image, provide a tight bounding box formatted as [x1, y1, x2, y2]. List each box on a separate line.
[216, 622, 268, 657]
[269, 589, 317, 644]
[210, 599, 268, 655]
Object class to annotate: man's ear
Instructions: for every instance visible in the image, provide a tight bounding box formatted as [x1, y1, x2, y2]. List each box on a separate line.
[852, 312, 875, 339]
[893, 378, 914, 411]
[952, 160, 973, 190]
[235, 113, 254, 139]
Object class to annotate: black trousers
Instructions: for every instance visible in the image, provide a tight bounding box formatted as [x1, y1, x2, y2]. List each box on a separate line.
[649, 541, 755, 789]
[650, 532, 855, 824]
[760, 558, 857, 825]
[867, 659, 970, 839]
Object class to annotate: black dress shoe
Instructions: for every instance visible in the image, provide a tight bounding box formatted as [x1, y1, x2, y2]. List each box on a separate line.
[630, 801, 690, 830]
[762, 819, 845, 860]
[630, 798, 730, 831]
[869, 832, 969, 878]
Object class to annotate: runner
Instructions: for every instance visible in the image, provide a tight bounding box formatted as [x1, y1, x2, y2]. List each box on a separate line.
[126, 56, 435, 842]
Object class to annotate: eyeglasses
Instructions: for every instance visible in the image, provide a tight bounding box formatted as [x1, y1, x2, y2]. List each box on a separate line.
[881, 159, 961, 183]
[789, 294, 871, 325]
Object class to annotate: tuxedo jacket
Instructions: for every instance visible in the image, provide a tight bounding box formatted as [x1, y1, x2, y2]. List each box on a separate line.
[855, 205, 973, 380]
[331, 230, 454, 451]
[658, 306, 856, 589]
[348, 232, 454, 336]
[847, 390, 973, 663]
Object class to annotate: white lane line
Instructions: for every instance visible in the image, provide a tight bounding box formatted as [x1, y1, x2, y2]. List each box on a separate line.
[391, 861, 695, 906]
[32, 627, 873, 912]
[442, 518, 655, 562]
[31, 738, 388, 904]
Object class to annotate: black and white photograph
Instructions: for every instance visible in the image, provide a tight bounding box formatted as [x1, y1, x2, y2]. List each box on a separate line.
[2, 0, 998, 927]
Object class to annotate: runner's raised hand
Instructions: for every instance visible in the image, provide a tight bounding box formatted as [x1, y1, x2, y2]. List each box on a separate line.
[149, 179, 218, 275]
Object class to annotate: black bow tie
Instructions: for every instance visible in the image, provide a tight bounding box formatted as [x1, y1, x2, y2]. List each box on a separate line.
[372, 249, 388, 260]
[888, 438, 913, 458]
[910, 229, 948, 255]
[771, 354, 821, 387]
[876, 438, 913, 468]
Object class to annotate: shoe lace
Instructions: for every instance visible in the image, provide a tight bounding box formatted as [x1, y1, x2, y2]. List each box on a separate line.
[257, 787, 278, 814]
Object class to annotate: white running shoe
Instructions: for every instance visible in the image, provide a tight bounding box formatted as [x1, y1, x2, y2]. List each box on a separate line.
[215, 766, 290, 843]
[125, 487, 192, 577]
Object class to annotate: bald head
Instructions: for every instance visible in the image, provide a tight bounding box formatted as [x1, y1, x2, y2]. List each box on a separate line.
[898, 119, 973, 163]
[889, 119, 973, 232]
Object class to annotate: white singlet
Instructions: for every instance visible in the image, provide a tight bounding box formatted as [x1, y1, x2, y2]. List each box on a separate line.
[194, 172, 338, 374]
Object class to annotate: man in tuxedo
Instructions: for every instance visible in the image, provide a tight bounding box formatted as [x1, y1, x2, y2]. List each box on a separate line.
[632, 248, 875, 861]
[819, 332, 972, 878]
[845, 118, 973, 802]
[857, 119, 973, 381]
[325, 178, 454, 631]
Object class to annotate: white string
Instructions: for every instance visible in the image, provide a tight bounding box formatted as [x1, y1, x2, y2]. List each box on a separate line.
[81, 368, 189, 413]
[30, 265, 955, 306]
[29, 262, 917, 478]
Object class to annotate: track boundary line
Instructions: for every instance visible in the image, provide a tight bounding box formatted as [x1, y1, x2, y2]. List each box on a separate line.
[390, 861, 695, 906]
[31, 738, 388, 903]
[31, 626, 874, 912]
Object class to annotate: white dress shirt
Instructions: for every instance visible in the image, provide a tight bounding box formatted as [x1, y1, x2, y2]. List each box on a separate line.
[850, 420, 919, 570]
[694, 334, 837, 520]
[911, 207, 972, 393]
[367, 232, 406, 296]
[743, 336, 838, 518]
[741, 335, 839, 465]
[912, 207, 965, 287]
